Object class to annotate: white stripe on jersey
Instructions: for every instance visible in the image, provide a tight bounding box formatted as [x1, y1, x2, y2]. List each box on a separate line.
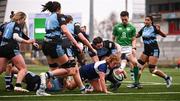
[27, 71, 36, 77]
[94, 60, 110, 75]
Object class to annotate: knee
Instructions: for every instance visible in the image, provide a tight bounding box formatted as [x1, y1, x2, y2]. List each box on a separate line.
[148, 64, 156, 74]
[131, 60, 137, 66]
[67, 68, 78, 75]
[61, 60, 76, 68]
[21, 68, 27, 73]
[138, 59, 145, 65]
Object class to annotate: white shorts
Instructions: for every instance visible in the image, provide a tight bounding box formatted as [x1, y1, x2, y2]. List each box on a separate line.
[121, 46, 132, 56]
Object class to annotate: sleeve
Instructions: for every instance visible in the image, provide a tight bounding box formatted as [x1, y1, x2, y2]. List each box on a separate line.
[109, 41, 117, 54]
[104, 40, 117, 54]
[22, 32, 29, 40]
[153, 25, 159, 34]
[104, 41, 116, 49]
[13, 23, 21, 35]
[138, 26, 145, 37]
[57, 14, 67, 27]
[74, 22, 81, 35]
[98, 64, 107, 73]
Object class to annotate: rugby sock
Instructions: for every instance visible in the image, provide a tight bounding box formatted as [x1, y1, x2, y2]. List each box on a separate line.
[130, 70, 134, 80]
[164, 74, 168, 80]
[120, 61, 126, 70]
[5, 75, 13, 88]
[133, 66, 139, 84]
[15, 83, 22, 87]
[46, 71, 54, 79]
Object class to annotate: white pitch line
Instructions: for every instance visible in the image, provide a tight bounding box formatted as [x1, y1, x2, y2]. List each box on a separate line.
[0, 92, 180, 98]
[123, 81, 180, 85]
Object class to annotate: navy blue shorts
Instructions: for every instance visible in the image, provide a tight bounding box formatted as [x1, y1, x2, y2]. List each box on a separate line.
[42, 42, 65, 58]
[0, 44, 20, 59]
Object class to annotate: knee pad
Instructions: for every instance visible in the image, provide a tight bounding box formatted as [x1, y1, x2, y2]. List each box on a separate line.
[49, 63, 58, 68]
[138, 59, 145, 65]
[148, 64, 156, 73]
[61, 60, 76, 68]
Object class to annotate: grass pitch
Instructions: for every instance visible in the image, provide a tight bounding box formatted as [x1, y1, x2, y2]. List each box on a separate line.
[0, 65, 180, 101]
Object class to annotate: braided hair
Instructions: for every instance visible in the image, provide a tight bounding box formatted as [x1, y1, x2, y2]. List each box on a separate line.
[42, 1, 61, 12]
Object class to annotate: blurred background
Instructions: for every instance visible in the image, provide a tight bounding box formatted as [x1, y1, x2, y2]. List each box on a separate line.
[0, 0, 180, 66]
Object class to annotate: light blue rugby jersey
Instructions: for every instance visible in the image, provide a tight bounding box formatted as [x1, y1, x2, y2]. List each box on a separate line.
[45, 13, 66, 38]
[140, 25, 158, 45]
[3, 22, 17, 39]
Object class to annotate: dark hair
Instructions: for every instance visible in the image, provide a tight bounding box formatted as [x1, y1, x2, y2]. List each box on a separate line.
[42, 1, 61, 12]
[10, 11, 14, 19]
[65, 15, 73, 23]
[146, 15, 154, 25]
[120, 11, 129, 17]
[92, 36, 103, 45]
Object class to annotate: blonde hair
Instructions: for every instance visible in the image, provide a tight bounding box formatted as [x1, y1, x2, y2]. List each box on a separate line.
[105, 54, 120, 64]
[12, 12, 26, 22]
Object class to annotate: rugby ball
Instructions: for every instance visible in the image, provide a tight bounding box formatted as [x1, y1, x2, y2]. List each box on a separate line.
[112, 68, 126, 81]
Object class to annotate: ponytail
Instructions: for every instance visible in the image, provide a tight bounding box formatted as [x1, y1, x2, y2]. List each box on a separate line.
[42, 1, 61, 12]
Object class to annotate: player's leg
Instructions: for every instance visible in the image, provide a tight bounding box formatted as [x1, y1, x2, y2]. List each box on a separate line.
[148, 56, 172, 88]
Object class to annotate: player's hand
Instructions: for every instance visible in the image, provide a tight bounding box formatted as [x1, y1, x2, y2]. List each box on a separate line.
[106, 91, 113, 94]
[155, 24, 160, 31]
[33, 42, 39, 48]
[75, 44, 83, 53]
[26, 39, 35, 44]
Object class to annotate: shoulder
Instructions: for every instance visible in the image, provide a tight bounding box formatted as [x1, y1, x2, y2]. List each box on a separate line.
[113, 23, 122, 32]
[57, 13, 66, 21]
[103, 40, 114, 45]
[95, 60, 106, 67]
[114, 23, 122, 27]
[128, 23, 136, 29]
[57, 13, 65, 18]
[14, 22, 21, 29]
[14, 22, 20, 26]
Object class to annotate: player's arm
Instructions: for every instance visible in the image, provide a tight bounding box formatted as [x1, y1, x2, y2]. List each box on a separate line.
[132, 37, 136, 50]
[91, 56, 99, 62]
[136, 26, 144, 38]
[109, 41, 118, 54]
[98, 72, 108, 93]
[58, 15, 81, 52]
[155, 24, 167, 37]
[88, 47, 99, 62]
[74, 22, 97, 54]
[13, 24, 35, 44]
[78, 33, 96, 52]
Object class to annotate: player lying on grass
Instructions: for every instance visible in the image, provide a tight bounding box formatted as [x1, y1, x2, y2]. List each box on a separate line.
[61, 54, 126, 94]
